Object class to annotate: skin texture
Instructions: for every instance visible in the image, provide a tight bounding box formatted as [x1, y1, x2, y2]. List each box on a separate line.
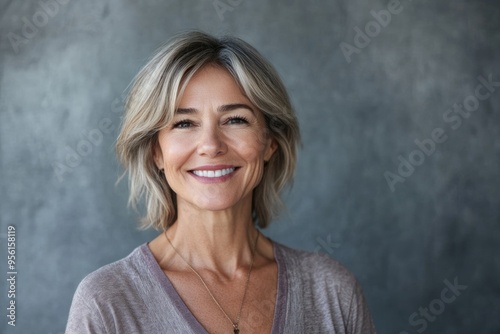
[148, 65, 278, 333]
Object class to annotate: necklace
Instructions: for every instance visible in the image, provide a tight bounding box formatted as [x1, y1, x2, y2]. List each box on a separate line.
[165, 229, 260, 334]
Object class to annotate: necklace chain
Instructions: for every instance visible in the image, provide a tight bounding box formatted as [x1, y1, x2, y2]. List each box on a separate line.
[165, 230, 260, 334]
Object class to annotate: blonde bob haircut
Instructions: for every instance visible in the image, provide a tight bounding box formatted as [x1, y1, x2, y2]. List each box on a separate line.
[116, 31, 300, 231]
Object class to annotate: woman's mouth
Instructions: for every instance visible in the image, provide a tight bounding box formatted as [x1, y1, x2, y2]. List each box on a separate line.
[191, 167, 236, 178]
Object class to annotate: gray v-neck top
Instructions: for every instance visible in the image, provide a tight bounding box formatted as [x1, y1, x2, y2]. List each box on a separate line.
[66, 240, 376, 333]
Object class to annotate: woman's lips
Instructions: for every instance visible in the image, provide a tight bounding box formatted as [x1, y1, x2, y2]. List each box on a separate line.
[189, 165, 239, 182]
[192, 167, 235, 178]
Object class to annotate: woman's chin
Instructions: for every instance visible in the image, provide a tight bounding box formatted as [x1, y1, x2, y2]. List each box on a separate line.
[182, 196, 235, 212]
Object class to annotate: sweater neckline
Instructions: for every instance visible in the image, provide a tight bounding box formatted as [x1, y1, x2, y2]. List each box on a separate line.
[140, 239, 288, 334]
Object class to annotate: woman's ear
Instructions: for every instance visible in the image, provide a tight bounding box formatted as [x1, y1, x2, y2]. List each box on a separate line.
[153, 141, 164, 170]
[264, 138, 278, 162]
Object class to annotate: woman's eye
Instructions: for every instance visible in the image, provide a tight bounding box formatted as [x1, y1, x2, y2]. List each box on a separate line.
[226, 116, 249, 125]
[172, 120, 193, 128]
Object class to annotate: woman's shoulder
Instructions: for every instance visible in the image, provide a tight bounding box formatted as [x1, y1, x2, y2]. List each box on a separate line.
[273, 240, 358, 288]
[66, 244, 169, 333]
[74, 244, 147, 300]
[272, 241, 378, 332]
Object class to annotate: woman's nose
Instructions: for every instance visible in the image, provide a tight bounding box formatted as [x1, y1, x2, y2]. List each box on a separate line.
[196, 124, 227, 157]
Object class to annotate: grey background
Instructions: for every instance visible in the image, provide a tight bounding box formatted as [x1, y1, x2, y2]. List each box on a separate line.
[1, 0, 499, 333]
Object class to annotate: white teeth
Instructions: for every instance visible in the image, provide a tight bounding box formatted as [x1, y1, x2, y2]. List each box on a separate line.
[192, 168, 235, 178]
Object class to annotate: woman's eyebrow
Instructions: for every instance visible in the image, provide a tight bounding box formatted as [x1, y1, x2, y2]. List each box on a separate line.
[175, 104, 255, 114]
[175, 107, 197, 114]
[217, 103, 255, 114]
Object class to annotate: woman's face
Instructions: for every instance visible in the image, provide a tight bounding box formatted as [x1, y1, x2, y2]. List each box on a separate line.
[154, 65, 277, 213]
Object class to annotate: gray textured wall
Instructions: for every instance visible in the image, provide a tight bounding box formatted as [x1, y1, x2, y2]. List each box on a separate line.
[1, 0, 499, 333]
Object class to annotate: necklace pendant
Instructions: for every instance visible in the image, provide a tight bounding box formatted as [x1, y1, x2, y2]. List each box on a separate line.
[234, 329, 239, 334]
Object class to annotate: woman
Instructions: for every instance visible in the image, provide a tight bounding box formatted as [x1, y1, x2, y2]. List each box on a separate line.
[66, 31, 376, 333]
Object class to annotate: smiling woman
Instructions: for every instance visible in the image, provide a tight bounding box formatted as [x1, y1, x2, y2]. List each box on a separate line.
[66, 31, 377, 334]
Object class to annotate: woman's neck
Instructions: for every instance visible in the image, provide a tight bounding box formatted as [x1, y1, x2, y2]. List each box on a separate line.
[158, 198, 261, 278]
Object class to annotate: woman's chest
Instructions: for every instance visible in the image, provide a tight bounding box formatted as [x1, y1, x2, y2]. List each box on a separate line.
[165, 263, 278, 334]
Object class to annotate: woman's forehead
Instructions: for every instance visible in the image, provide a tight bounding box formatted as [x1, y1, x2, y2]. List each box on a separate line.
[176, 65, 256, 113]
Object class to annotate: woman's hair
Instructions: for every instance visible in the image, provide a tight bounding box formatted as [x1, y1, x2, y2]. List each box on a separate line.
[116, 31, 300, 230]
